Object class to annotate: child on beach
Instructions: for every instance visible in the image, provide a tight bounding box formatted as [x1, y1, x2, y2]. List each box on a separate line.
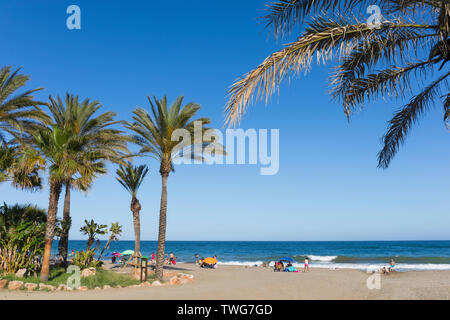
[304, 257, 310, 272]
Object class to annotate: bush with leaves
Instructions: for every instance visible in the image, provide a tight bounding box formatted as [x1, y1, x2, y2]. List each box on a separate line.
[71, 249, 103, 269]
[0, 203, 46, 275]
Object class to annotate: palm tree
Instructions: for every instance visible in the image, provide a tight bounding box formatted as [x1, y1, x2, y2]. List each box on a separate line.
[127, 95, 224, 281]
[116, 163, 149, 260]
[32, 94, 129, 281]
[80, 219, 108, 250]
[98, 222, 123, 260]
[46, 94, 129, 266]
[225, 0, 450, 168]
[0, 66, 49, 141]
[0, 142, 44, 191]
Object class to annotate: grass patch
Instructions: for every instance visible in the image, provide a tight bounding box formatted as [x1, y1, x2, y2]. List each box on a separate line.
[1, 266, 149, 289]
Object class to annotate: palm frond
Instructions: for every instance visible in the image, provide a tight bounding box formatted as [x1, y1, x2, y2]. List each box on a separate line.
[378, 70, 450, 168]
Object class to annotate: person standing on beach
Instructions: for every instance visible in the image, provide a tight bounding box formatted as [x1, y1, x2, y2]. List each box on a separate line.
[194, 254, 199, 264]
[304, 257, 310, 272]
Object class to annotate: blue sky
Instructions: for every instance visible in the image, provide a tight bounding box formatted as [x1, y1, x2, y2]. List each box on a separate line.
[1, 0, 449, 241]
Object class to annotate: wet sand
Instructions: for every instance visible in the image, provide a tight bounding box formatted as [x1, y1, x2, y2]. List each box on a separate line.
[2, 263, 450, 300]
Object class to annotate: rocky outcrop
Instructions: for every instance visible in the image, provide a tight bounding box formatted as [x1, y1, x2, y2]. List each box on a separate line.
[81, 267, 96, 278]
[8, 280, 23, 290]
[15, 269, 27, 278]
[0, 279, 8, 289]
[24, 283, 38, 292]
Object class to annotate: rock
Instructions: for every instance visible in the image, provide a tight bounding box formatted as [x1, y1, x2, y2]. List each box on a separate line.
[127, 284, 139, 288]
[8, 280, 23, 290]
[163, 271, 178, 278]
[78, 286, 88, 291]
[94, 286, 101, 290]
[81, 267, 96, 278]
[169, 276, 180, 286]
[0, 279, 8, 289]
[56, 284, 67, 291]
[39, 283, 47, 291]
[116, 285, 122, 289]
[178, 276, 194, 285]
[46, 285, 56, 292]
[15, 269, 27, 278]
[24, 283, 37, 292]
[139, 281, 151, 287]
[151, 280, 163, 287]
[103, 285, 112, 290]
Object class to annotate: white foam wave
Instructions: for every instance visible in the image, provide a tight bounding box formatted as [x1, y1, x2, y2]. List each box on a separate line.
[305, 255, 337, 262]
[216, 260, 450, 271]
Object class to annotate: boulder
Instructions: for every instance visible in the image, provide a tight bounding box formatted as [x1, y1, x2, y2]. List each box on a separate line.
[8, 280, 23, 290]
[0, 279, 8, 289]
[15, 269, 27, 278]
[24, 283, 38, 292]
[46, 285, 56, 292]
[178, 276, 194, 285]
[103, 285, 112, 290]
[94, 286, 101, 290]
[78, 286, 88, 291]
[163, 271, 179, 278]
[81, 267, 96, 278]
[151, 280, 163, 287]
[56, 284, 68, 291]
[115, 285, 122, 289]
[139, 281, 151, 287]
[169, 276, 180, 286]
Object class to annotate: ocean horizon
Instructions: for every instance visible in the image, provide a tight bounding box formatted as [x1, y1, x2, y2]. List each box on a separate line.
[55, 240, 450, 272]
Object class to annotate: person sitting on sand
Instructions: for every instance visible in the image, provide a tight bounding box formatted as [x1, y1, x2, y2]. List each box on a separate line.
[380, 259, 396, 274]
[274, 260, 284, 272]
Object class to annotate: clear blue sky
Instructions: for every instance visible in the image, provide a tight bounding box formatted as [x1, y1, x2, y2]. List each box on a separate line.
[1, 0, 449, 241]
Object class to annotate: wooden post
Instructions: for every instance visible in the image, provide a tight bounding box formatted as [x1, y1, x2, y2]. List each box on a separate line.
[140, 257, 148, 282]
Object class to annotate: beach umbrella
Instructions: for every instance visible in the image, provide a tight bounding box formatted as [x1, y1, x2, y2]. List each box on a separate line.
[280, 257, 295, 263]
[112, 252, 122, 256]
[121, 250, 134, 255]
[203, 257, 218, 264]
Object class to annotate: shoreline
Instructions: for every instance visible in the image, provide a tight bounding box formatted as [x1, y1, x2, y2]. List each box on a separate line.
[2, 263, 450, 300]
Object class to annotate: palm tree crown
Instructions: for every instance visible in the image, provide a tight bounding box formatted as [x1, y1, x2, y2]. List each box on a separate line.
[225, 0, 449, 168]
[116, 163, 149, 198]
[0, 66, 49, 142]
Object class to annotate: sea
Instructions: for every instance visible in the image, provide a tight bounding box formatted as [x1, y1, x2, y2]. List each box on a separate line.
[54, 240, 450, 272]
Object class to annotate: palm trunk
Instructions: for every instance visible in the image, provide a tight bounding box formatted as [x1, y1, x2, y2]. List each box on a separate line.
[155, 173, 168, 281]
[40, 179, 62, 282]
[58, 183, 71, 266]
[98, 236, 113, 261]
[131, 196, 142, 263]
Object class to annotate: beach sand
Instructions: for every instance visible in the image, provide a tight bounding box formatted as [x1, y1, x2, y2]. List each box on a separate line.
[2, 263, 450, 300]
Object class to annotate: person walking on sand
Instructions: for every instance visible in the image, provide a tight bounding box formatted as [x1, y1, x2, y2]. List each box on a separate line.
[304, 257, 310, 272]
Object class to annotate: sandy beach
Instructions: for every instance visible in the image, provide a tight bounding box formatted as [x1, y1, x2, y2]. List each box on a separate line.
[2, 263, 450, 300]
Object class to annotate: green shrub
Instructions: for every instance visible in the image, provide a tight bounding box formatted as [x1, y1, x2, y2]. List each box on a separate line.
[72, 249, 103, 269]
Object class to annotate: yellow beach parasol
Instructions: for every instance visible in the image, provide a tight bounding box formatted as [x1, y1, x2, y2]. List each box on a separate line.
[203, 257, 217, 264]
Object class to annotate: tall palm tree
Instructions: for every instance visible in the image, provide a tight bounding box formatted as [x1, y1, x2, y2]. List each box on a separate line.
[80, 219, 108, 250]
[127, 95, 224, 281]
[46, 94, 129, 266]
[33, 95, 129, 281]
[225, 0, 450, 168]
[98, 222, 123, 260]
[0, 66, 49, 142]
[116, 163, 149, 260]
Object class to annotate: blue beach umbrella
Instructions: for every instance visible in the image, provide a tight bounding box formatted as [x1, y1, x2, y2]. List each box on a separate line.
[280, 257, 295, 263]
